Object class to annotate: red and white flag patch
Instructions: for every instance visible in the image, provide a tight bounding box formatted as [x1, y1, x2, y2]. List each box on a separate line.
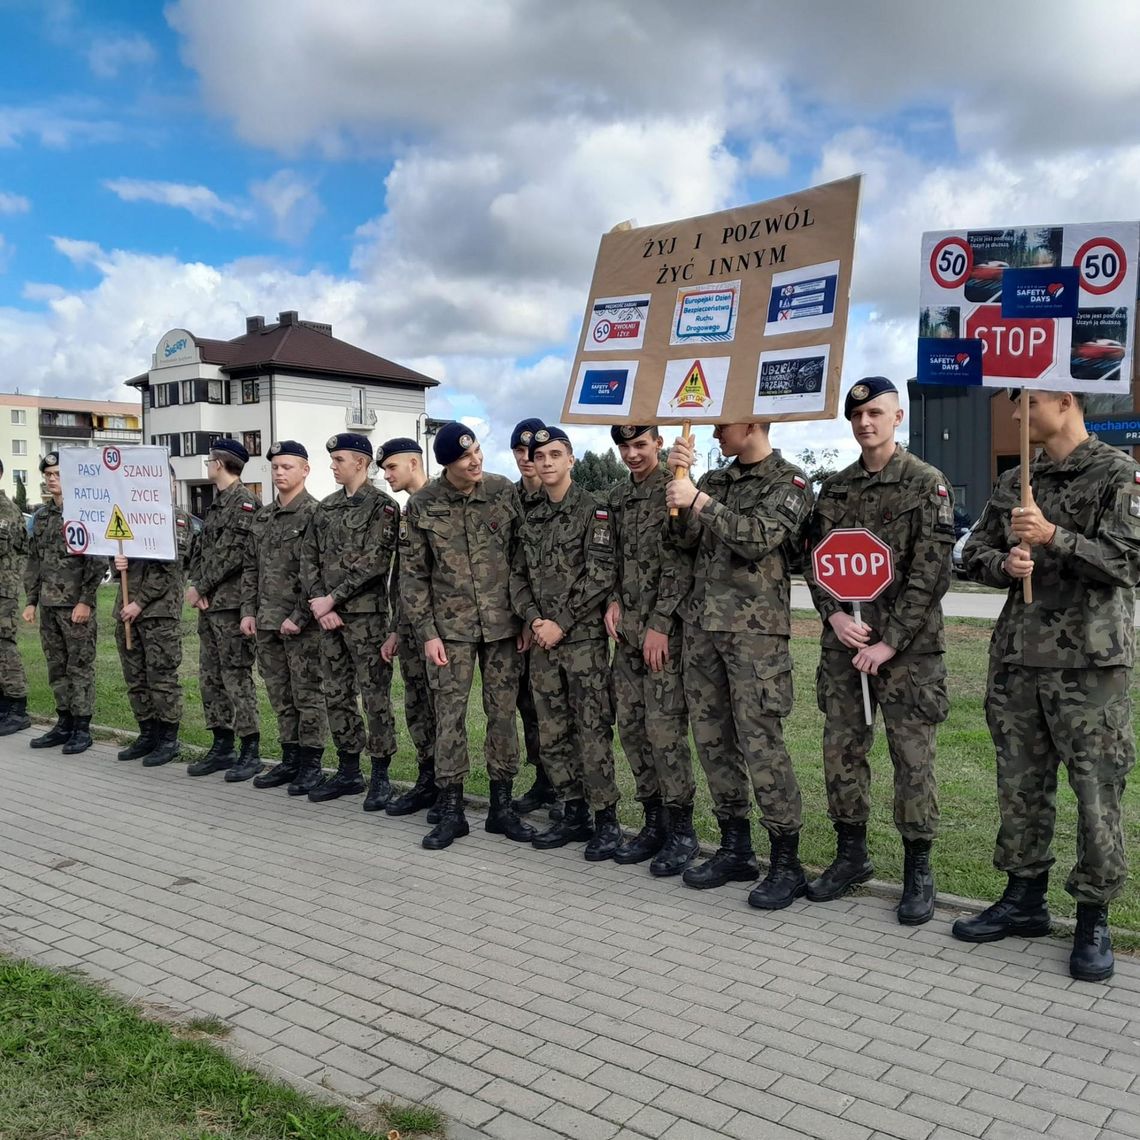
[937, 484, 949, 497]
[594, 508, 609, 521]
[240, 502, 255, 512]
[792, 475, 807, 489]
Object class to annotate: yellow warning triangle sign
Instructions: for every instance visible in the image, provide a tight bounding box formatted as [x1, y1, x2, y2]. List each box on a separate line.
[105, 504, 134, 542]
[670, 360, 714, 410]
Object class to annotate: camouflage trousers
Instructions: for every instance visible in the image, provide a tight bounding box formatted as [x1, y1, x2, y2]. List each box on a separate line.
[198, 609, 258, 737]
[612, 637, 695, 807]
[817, 650, 946, 841]
[682, 626, 801, 836]
[256, 625, 327, 749]
[0, 596, 27, 698]
[320, 612, 395, 758]
[985, 662, 1134, 904]
[39, 605, 97, 716]
[516, 647, 542, 768]
[397, 621, 435, 768]
[529, 637, 618, 811]
[429, 637, 520, 787]
[117, 616, 183, 723]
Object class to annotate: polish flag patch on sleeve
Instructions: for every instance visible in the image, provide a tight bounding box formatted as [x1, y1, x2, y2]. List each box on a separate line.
[594, 508, 609, 520]
[937, 484, 949, 497]
[240, 502, 255, 512]
[792, 475, 807, 489]
[1134, 471, 1140, 483]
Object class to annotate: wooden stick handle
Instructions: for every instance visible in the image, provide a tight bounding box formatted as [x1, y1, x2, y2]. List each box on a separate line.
[1019, 390, 1033, 605]
[119, 539, 133, 650]
[853, 602, 873, 726]
[669, 420, 693, 519]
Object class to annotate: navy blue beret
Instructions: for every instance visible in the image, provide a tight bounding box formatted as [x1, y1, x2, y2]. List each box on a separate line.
[511, 418, 546, 450]
[528, 425, 572, 460]
[326, 433, 373, 459]
[40, 451, 59, 472]
[211, 437, 250, 464]
[433, 422, 477, 467]
[266, 439, 308, 460]
[376, 437, 422, 463]
[610, 424, 656, 446]
[844, 376, 898, 420]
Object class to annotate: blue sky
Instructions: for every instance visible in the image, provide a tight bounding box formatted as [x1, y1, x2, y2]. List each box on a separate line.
[3, 0, 1140, 469]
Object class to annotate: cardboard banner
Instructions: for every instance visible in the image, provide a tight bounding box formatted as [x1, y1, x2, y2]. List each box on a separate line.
[59, 445, 176, 560]
[561, 176, 862, 425]
[917, 221, 1140, 393]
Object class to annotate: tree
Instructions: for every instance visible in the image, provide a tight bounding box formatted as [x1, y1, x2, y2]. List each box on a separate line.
[795, 447, 841, 485]
[13, 474, 27, 513]
[571, 448, 626, 494]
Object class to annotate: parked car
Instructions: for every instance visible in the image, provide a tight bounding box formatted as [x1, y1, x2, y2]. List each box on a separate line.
[952, 520, 979, 579]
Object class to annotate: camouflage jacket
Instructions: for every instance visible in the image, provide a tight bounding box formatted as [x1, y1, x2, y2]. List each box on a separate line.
[401, 471, 520, 644]
[805, 447, 955, 655]
[111, 507, 193, 621]
[608, 465, 692, 645]
[516, 478, 545, 517]
[963, 434, 1140, 668]
[0, 492, 28, 601]
[241, 490, 319, 630]
[301, 481, 398, 616]
[189, 481, 260, 611]
[667, 450, 812, 635]
[25, 499, 105, 609]
[510, 480, 615, 643]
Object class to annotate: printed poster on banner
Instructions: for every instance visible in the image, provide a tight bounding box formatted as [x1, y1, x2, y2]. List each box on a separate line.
[561, 175, 862, 425]
[917, 221, 1140, 393]
[58, 445, 176, 560]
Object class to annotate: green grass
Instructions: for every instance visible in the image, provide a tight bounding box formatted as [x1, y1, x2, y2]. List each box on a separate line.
[0, 957, 445, 1139]
[18, 587, 1140, 930]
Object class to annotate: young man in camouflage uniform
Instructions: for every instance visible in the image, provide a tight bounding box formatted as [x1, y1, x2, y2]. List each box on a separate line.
[301, 433, 398, 804]
[605, 425, 698, 876]
[112, 466, 193, 767]
[955, 389, 1140, 982]
[804, 378, 955, 924]
[401, 422, 534, 849]
[0, 459, 31, 736]
[665, 424, 813, 909]
[377, 436, 436, 816]
[511, 426, 622, 859]
[240, 441, 327, 792]
[23, 451, 104, 754]
[186, 438, 261, 776]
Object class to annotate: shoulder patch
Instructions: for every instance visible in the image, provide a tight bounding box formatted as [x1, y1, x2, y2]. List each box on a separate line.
[383, 504, 396, 516]
[176, 517, 188, 528]
[1134, 471, 1140, 483]
[594, 508, 609, 521]
[240, 502, 255, 512]
[936, 484, 949, 497]
[792, 475, 807, 489]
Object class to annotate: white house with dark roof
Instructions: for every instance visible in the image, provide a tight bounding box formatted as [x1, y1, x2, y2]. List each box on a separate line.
[125, 311, 439, 512]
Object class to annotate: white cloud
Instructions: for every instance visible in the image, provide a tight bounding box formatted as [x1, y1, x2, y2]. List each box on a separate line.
[0, 192, 30, 215]
[87, 33, 156, 79]
[0, 102, 125, 149]
[249, 170, 322, 243]
[103, 178, 251, 225]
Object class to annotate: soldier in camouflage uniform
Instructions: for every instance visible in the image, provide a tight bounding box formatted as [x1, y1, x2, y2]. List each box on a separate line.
[0, 458, 31, 736]
[954, 389, 1140, 983]
[803, 378, 955, 925]
[400, 423, 534, 849]
[301, 433, 398, 804]
[240, 441, 327, 792]
[511, 426, 623, 859]
[378, 437, 437, 816]
[665, 424, 812, 909]
[605, 425, 698, 876]
[186, 438, 261, 776]
[23, 451, 104, 754]
[112, 466, 192, 767]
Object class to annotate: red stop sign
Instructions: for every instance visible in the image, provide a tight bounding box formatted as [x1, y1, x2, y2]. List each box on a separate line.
[965, 304, 1055, 380]
[812, 528, 894, 602]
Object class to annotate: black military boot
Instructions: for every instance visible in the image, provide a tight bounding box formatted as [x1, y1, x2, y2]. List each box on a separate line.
[512, 764, 557, 814]
[532, 798, 594, 849]
[286, 746, 325, 796]
[952, 873, 1052, 942]
[806, 822, 874, 902]
[651, 804, 701, 877]
[117, 719, 156, 762]
[308, 751, 364, 802]
[187, 728, 237, 776]
[362, 756, 392, 811]
[0, 695, 31, 736]
[61, 715, 93, 756]
[30, 710, 72, 749]
[584, 806, 624, 862]
[1070, 904, 1114, 982]
[748, 831, 808, 910]
[897, 838, 936, 925]
[613, 796, 667, 865]
[386, 763, 438, 816]
[422, 784, 469, 850]
[141, 721, 181, 767]
[683, 817, 759, 889]
[485, 780, 537, 842]
[225, 733, 262, 782]
[254, 742, 300, 788]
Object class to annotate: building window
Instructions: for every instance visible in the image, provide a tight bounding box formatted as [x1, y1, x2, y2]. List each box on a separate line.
[152, 382, 179, 408]
[153, 434, 181, 457]
[12, 440, 26, 456]
[180, 379, 227, 405]
[350, 387, 366, 425]
[242, 379, 260, 404]
[242, 431, 262, 457]
[182, 432, 196, 456]
[105, 415, 128, 429]
[13, 469, 26, 484]
[10, 410, 25, 425]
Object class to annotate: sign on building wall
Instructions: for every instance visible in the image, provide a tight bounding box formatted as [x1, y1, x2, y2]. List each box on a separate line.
[917, 221, 1140, 393]
[561, 176, 862, 425]
[59, 445, 176, 560]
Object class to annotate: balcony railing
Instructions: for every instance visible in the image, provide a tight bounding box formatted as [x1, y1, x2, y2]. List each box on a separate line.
[93, 429, 143, 443]
[39, 424, 93, 439]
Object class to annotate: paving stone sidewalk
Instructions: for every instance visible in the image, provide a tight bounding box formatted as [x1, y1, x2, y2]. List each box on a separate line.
[2, 733, 1139, 1140]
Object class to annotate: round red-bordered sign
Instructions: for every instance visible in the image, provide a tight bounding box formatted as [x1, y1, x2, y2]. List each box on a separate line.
[1073, 237, 1127, 295]
[102, 446, 122, 471]
[593, 320, 612, 343]
[929, 236, 973, 290]
[63, 520, 90, 554]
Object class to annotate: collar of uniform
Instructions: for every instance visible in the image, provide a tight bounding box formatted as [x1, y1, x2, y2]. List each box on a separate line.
[1033, 434, 1098, 475]
[628, 464, 665, 497]
[728, 448, 781, 480]
[852, 446, 905, 484]
[441, 469, 488, 502]
[273, 491, 308, 513]
[214, 481, 243, 505]
[341, 482, 374, 506]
